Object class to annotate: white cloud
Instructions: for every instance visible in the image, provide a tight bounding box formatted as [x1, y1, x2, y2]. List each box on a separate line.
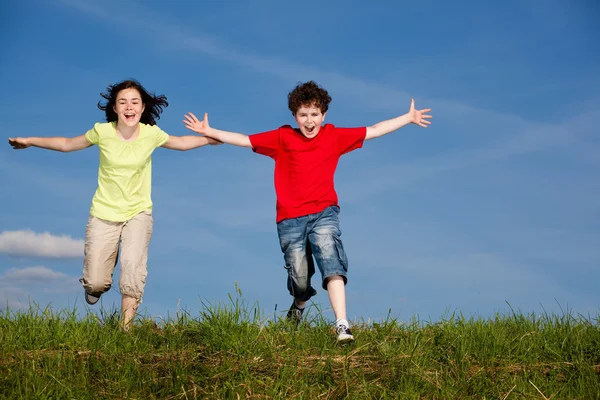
[0, 266, 82, 310]
[1, 266, 68, 283]
[0, 230, 84, 258]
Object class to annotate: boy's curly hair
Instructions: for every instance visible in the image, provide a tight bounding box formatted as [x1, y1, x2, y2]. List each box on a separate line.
[287, 81, 332, 115]
[98, 79, 168, 126]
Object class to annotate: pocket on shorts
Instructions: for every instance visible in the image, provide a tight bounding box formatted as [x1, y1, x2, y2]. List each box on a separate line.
[333, 235, 348, 273]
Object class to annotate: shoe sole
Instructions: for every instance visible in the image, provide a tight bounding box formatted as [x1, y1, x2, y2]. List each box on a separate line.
[85, 293, 100, 305]
[80, 278, 100, 305]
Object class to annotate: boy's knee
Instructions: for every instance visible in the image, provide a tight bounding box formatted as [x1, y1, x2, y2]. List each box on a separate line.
[288, 275, 316, 301]
[293, 277, 311, 293]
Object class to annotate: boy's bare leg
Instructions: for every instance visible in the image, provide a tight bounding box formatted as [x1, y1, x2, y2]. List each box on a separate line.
[327, 276, 354, 341]
[326, 276, 347, 321]
[121, 295, 138, 330]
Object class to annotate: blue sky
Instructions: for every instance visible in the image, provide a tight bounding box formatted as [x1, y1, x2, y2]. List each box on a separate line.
[1, 0, 598, 324]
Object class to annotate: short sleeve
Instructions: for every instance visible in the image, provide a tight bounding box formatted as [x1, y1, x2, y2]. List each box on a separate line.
[249, 128, 280, 159]
[336, 126, 366, 155]
[85, 123, 101, 145]
[151, 125, 169, 148]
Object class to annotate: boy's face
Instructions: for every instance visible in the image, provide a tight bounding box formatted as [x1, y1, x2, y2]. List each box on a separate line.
[294, 104, 326, 139]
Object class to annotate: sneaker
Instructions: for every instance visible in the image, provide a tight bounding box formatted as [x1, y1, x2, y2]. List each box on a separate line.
[85, 291, 100, 305]
[80, 278, 100, 305]
[336, 325, 354, 342]
[286, 301, 305, 325]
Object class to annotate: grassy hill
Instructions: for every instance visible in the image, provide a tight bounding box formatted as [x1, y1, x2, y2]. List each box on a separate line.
[1, 296, 599, 399]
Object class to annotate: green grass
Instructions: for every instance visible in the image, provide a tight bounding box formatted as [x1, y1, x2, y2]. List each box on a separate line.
[1, 295, 599, 399]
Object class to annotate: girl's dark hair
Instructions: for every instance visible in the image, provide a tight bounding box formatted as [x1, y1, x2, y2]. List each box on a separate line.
[288, 81, 332, 115]
[97, 79, 168, 126]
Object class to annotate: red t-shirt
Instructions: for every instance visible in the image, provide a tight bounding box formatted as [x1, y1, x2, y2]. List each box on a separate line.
[249, 124, 366, 222]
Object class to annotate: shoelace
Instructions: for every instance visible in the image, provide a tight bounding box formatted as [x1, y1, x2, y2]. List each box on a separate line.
[336, 325, 350, 334]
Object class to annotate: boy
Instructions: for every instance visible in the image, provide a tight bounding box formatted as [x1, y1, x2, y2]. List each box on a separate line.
[183, 81, 432, 342]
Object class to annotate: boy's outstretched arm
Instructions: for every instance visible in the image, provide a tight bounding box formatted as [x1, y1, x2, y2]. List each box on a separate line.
[365, 99, 432, 141]
[183, 112, 252, 148]
[8, 135, 92, 152]
[161, 135, 222, 151]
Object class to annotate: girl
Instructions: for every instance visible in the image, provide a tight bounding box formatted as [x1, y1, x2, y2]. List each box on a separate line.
[9, 79, 219, 329]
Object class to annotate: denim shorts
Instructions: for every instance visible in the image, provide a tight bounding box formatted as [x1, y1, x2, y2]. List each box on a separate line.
[276, 206, 349, 301]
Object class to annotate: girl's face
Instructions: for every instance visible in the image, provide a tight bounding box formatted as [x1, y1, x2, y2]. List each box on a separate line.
[113, 88, 145, 127]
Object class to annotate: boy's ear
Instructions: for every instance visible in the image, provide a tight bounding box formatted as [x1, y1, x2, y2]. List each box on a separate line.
[322, 112, 327, 120]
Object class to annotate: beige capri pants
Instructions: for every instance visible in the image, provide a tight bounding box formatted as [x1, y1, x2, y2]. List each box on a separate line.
[80, 211, 153, 303]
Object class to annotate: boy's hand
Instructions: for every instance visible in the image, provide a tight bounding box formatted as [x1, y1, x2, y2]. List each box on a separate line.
[8, 137, 30, 149]
[183, 112, 252, 148]
[408, 99, 432, 128]
[183, 112, 210, 135]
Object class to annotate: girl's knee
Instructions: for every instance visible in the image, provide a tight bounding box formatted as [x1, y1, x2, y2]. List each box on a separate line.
[81, 277, 111, 295]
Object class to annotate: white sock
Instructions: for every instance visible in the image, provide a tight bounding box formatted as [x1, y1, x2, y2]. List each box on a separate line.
[335, 318, 349, 329]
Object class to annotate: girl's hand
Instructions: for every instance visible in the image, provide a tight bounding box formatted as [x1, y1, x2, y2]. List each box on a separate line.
[8, 137, 31, 149]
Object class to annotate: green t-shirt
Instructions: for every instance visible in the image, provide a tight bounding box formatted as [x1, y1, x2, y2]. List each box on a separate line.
[85, 122, 169, 222]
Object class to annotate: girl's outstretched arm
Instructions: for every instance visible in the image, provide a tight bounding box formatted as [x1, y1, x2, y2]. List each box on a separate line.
[183, 112, 252, 148]
[161, 135, 222, 151]
[8, 135, 92, 152]
[365, 99, 432, 141]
